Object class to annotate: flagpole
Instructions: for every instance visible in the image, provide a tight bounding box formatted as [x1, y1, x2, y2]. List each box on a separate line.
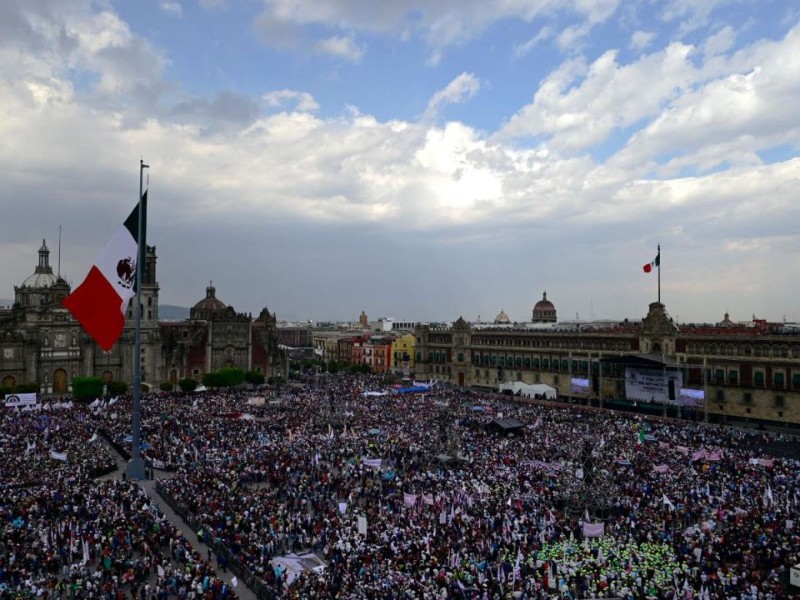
[127, 159, 148, 481]
[657, 244, 661, 303]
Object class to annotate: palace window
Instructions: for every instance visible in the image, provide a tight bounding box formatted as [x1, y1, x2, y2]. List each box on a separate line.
[754, 371, 764, 386]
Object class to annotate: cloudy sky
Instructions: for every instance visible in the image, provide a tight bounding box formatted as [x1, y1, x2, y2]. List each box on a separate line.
[2, 0, 799, 325]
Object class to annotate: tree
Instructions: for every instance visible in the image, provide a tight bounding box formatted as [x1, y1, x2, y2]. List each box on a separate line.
[160, 381, 174, 392]
[72, 376, 104, 402]
[107, 381, 129, 396]
[245, 370, 265, 386]
[202, 371, 223, 388]
[327, 360, 341, 374]
[16, 382, 39, 393]
[349, 364, 371, 374]
[178, 378, 197, 393]
[217, 367, 245, 389]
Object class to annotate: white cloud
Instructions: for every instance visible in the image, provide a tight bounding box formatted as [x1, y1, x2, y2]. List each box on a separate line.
[253, 0, 621, 58]
[424, 72, 481, 119]
[630, 30, 656, 51]
[160, 1, 182, 17]
[314, 35, 365, 62]
[262, 89, 320, 112]
[515, 27, 552, 57]
[498, 42, 699, 151]
[703, 26, 736, 58]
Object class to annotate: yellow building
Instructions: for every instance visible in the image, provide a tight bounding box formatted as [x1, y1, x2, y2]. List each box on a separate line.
[390, 333, 416, 376]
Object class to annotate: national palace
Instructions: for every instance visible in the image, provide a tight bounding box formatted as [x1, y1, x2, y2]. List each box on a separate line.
[413, 293, 800, 427]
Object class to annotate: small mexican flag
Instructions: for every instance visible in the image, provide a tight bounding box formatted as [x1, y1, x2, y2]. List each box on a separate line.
[643, 252, 660, 273]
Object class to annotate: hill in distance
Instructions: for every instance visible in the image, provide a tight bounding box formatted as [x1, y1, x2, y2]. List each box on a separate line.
[159, 304, 190, 321]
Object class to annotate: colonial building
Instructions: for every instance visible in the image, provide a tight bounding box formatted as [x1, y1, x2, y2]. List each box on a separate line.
[0, 241, 161, 393]
[415, 297, 800, 427]
[159, 285, 285, 384]
[0, 242, 284, 394]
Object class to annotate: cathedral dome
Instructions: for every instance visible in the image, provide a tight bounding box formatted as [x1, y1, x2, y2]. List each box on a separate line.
[190, 283, 226, 319]
[494, 309, 511, 324]
[21, 240, 58, 289]
[532, 291, 557, 323]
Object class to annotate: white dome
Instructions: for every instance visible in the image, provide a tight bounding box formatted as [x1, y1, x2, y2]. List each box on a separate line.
[21, 271, 58, 289]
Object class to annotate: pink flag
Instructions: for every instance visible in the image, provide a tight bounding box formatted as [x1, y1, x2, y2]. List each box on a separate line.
[403, 493, 418, 507]
[691, 450, 706, 461]
[659, 441, 670, 450]
[676, 446, 689, 455]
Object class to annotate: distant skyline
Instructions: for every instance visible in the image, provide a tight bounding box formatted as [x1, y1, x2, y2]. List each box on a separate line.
[2, 0, 799, 325]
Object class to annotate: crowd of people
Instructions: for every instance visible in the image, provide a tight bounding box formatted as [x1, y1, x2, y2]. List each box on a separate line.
[2, 374, 800, 599]
[0, 404, 237, 599]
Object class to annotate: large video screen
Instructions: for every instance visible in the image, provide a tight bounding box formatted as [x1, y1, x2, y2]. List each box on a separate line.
[570, 378, 590, 395]
[624, 368, 683, 405]
[678, 387, 705, 408]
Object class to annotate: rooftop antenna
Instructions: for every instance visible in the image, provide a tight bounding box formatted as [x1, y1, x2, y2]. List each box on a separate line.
[57, 225, 62, 278]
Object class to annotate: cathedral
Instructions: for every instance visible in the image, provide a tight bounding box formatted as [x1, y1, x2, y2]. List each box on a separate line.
[0, 241, 285, 394]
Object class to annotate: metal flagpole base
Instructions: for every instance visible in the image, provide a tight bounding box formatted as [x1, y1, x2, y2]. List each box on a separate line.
[126, 457, 147, 480]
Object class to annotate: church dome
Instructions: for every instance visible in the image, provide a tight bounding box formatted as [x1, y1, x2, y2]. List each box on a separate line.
[532, 291, 557, 323]
[494, 309, 511, 324]
[21, 240, 58, 289]
[190, 282, 226, 319]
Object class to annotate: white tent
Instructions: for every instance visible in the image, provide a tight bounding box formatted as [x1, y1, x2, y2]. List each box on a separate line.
[499, 381, 557, 400]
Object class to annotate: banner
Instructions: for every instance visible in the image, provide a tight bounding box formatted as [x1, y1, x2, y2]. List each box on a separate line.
[363, 458, 382, 469]
[49, 450, 67, 461]
[582, 522, 604, 538]
[4, 393, 38, 408]
[403, 493, 417, 507]
[357, 515, 367, 536]
[624, 368, 682, 405]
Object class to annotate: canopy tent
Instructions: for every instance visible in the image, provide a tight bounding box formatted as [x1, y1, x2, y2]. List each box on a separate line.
[498, 381, 557, 399]
[487, 418, 525, 435]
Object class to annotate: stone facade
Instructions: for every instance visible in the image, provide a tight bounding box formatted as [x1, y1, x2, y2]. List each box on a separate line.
[415, 301, 800, 427]
[0, 243, 284, 394]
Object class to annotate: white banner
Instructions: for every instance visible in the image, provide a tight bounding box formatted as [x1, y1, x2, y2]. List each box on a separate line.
[363, 458, 382, 469]
[4, 393, 38, 408]
[357, 515, 367, 536]
[49, 450, 67, 462]
[624, 368, 682, 405]
[582, 522, 605, 538]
